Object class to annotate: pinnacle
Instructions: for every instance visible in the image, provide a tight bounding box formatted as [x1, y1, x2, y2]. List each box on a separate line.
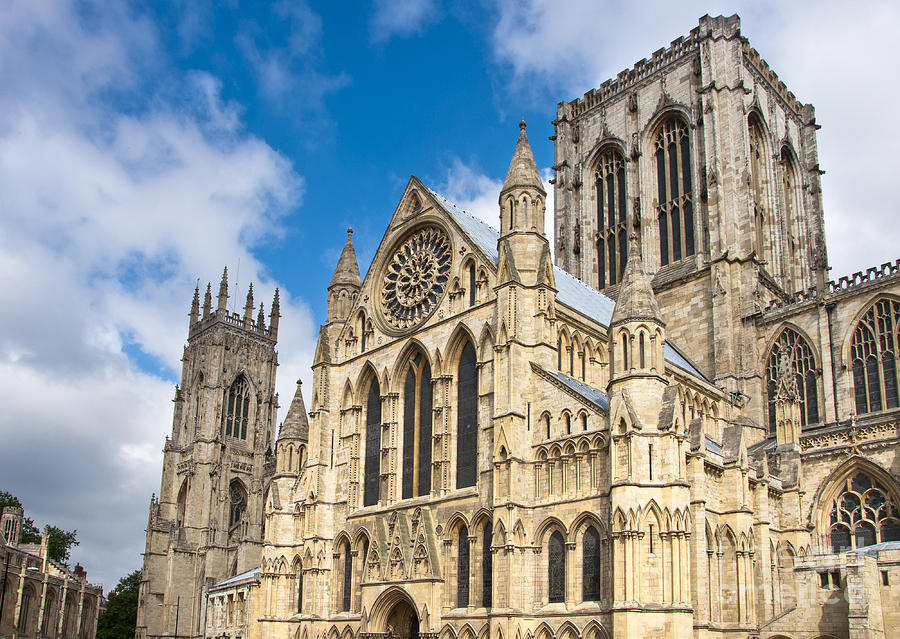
[501, 120, 545, 195]
[610, 236, 663, 327]
[329, 228, 362, 290]
[278, 379, 309, 441]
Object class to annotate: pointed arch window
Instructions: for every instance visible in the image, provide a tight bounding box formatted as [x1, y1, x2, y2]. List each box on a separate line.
[341, 540, 352, 611]
[851, 299, 900, 414]
[595, 149, 627, 288]
[457, 524, 470, 608]
[468, 262, 477, 307]
[766, 328, 819, 431]
[828, 471, 900, 552]
[655, 117, 694, 266]
[456, 341, 479, 489]
[548, 530, 565, 603]
[229, 481, 247, 528]
[363, 378, 382, 507]
[583, 525, 601, 601]
[222, 375, 251, 439]
[402, 352, 433, 499]
[749, 114, 770, 261]
[781, 147, 801, 287]
[297, 569, 304, 613]
[482, 522, 493, 608]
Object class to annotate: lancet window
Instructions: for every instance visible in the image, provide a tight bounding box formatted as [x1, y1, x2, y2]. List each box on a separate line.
[548, 530, 565, 603]
[583, 525, 601, 601]
[655, 117, 694, 266]
[595, 148, 627, 288]
[482, 522, 493, 608]
[749, 114, 769, 261]
[341, 540, 352, 611]
[766, 328, 819, 431]
[222, 375, 251, 439]
[402, 352, 433, 499]
[456, 341, 479, 488]
[229, 481, 246, 528]
[828, 472, 900, 552]
[457, 524, 470, 608]
[363, 378, 382, 507]
[851, 299, 900, 414]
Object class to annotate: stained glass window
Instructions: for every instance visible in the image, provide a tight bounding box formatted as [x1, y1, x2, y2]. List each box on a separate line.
[851, 299, 900, 414]
[363, 379, 382, 506]
[229, 481, 246, 528]
[342, 541, 352, 611]
[457, 525, 470, 608]
[828, 471, 900, 552]
[655, 117, 694, 266]
[222, 375, 251, 439]
[595, 149, 627, 288]
[457, 342, 478, 488]
[766, 328, 819, 431]
[548, 530, 565, 603]
[583, 526, 601, 601]
[402, 353, 433, 499]
[482, 523, 493, 608]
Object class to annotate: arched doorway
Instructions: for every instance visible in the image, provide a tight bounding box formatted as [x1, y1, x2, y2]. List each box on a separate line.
[385, 599, 418, 639]
[368, 588, 421, 639]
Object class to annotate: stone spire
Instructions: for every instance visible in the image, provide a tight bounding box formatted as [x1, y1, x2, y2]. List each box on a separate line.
[257, 303, 266, 331]
[244, 282, 255, 324]
[189, 285, 200, 325]
[269, 289, 281, 336]
[202, 283, 212, 319]
[278, 380, 309, 441]
[327, 229, 362, 323]
[610, 237, 663, 328]
[501, 121, 545, 194]
[329, 229, 362, 290]
[217, 267, 229, 312]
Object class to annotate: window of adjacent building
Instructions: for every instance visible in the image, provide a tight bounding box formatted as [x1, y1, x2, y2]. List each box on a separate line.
[363, 378, 382, 507]
[222, 375, 251, 439]
[851, 298, 900, 414]
[402, 352, 433, 499]
[548, 530, 566, 603]
[766, 328, 819, 432]
[655, 117, 694, 266]
[229, 481, 247, 529]
[828, 471, 900, 552]
[457, 524, 470, 608]
[595, 149, 627, 288]
[482, 522, 493, 608]
[582, 525, 601, 602]
[456, 341, 479, 489]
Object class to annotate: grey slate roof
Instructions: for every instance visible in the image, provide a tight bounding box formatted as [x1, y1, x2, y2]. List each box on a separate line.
[426, 187, 706, 381]
[541, 367, 610, 411]
[211, 566, 260, 590]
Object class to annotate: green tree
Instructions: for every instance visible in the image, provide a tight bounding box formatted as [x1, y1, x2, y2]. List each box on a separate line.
[96, 569, 141, 639]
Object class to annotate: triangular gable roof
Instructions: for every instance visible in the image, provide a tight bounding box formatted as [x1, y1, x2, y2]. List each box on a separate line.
[531, 362, 609, 412]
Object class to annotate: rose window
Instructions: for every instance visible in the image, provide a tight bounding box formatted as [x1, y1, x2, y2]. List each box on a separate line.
[382, 227, 451, 330]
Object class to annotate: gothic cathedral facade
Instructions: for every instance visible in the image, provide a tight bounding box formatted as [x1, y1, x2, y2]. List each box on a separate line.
[138, 15, 900, 639]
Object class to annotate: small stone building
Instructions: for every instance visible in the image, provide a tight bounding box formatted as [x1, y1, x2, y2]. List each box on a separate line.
[0, 507, 102, 639]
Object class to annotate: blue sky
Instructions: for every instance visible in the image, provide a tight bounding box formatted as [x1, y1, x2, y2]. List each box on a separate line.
[1, 0, 899, 591]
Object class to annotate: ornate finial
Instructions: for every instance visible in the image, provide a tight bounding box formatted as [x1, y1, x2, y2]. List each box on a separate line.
[257, 303, 266, 330]
[519, 120, 527, 131]
[189, 284, 200, 324]
[217, 267, 229, 311]
[203, 283, 212, 318]
[347, 228, 353, 238]
[296, 379, 302, 386]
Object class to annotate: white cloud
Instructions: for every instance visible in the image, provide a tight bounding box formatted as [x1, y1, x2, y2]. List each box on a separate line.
[0, 1, 318, 590]
[370, 0, 439, 43]
[489, 0, 900, 279]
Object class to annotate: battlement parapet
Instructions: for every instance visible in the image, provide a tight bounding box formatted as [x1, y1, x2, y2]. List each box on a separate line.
[828, 259, 900, 293]
[560, 27, 701, 119]
[741, 41, 806, 116]
[189, 309, 275, 342]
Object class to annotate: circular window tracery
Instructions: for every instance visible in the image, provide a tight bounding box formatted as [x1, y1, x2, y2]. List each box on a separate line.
[381, 226, 451, 331]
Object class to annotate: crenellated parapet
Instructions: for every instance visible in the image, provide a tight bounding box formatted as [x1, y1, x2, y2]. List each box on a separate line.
[187, 267, 280, 342]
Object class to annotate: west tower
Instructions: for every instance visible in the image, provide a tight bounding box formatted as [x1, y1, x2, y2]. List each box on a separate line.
[136, 270, 280, 639]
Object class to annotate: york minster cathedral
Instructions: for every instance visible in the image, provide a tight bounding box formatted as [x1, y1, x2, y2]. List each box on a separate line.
[136, 15, 900, 639]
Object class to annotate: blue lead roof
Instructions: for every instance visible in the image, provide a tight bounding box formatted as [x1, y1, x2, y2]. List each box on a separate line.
[428, 187, 707, 381]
